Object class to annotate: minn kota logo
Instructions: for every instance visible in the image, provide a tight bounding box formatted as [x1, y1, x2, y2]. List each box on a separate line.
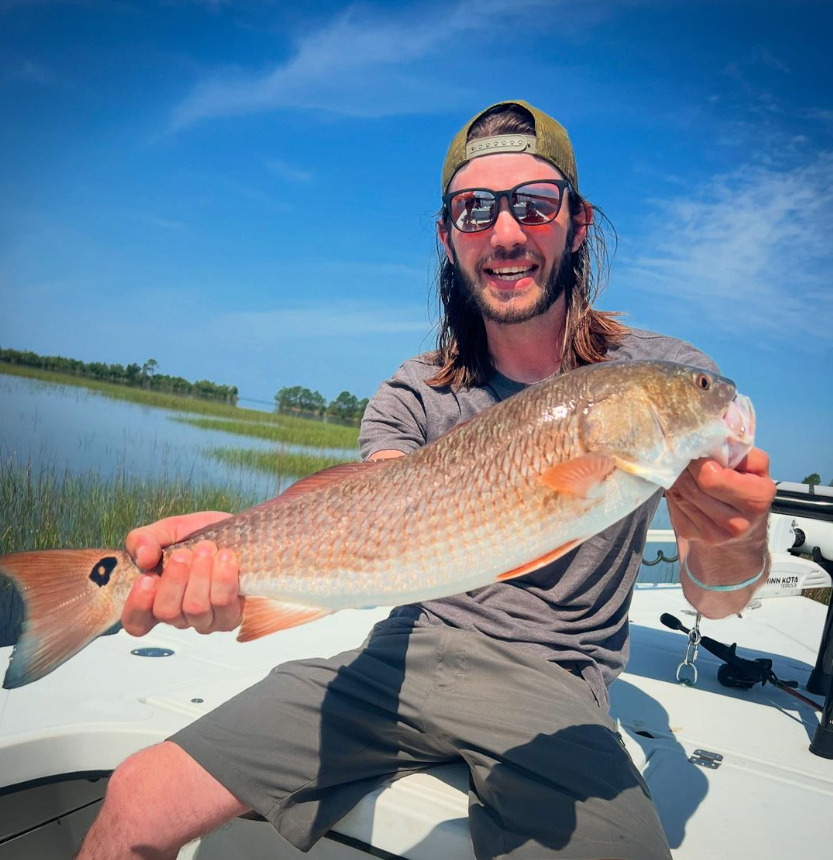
[89, 556, 117, 587]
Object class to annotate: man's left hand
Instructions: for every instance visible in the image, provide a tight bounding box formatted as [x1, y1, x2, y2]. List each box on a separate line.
[666, 448, 776, 547]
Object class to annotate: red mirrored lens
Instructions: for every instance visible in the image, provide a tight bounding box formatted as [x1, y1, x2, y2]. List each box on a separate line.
[448, 191, 497, 232]
[512, 183, 563, 224]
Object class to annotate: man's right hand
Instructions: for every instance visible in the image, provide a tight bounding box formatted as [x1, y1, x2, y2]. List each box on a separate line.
[122, 512, 244, 637]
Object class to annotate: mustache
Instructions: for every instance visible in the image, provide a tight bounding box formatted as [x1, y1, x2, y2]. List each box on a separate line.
[480, 248, 543, 267]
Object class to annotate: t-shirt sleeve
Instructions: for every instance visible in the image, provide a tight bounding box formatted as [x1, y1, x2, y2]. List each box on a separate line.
[360, 363, 428, 460]
[671, 339, 720, 376]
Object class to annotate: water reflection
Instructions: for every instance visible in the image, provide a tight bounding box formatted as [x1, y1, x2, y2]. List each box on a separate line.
[0, 373, 356, 499]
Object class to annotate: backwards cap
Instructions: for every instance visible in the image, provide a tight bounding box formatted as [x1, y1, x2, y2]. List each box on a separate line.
[441, 99, 578, 194]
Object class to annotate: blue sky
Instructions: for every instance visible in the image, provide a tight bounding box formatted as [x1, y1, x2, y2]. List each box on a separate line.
[1, 0, 831, 483]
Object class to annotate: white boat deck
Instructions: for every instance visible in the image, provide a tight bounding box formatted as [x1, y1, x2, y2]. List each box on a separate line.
[1, 567, 831, 858]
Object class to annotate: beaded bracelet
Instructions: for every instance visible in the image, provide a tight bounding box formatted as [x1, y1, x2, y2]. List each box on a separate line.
[681, 556, 767, 592]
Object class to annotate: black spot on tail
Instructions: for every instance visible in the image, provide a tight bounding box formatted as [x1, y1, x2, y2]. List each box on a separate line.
[89, 556, 117, 587]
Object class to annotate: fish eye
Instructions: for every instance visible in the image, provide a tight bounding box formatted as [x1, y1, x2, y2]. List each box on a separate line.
[694, 372, 712, 391]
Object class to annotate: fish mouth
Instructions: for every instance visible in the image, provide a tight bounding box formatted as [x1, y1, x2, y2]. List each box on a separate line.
[717, 394, 756, 468]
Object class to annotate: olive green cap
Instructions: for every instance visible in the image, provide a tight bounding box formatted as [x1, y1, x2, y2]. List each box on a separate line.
[441, 99, 579, 194]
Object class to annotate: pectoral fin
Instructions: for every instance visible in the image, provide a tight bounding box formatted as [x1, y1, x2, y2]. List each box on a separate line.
[237, 596, 332, 642]
[539, 454, 616, 499]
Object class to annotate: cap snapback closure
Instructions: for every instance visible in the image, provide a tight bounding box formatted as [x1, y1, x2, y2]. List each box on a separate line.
[464, 134, 538, 160]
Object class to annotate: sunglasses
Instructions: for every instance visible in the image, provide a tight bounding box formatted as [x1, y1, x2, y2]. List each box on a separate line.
[442, 180, 571, 233]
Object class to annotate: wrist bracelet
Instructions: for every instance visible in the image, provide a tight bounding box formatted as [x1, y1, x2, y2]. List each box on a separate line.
[681, 556, 767, 592]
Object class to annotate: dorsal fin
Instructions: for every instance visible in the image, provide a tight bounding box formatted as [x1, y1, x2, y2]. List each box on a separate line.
[255, 461, 387, 509]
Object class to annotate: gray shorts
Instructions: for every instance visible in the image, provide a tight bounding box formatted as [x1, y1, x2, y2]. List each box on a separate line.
[170, 620, 671, 860]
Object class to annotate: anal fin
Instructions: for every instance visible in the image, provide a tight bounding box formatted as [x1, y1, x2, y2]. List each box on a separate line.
[237, 596, 332, 642]
[496, 539, 583, 581]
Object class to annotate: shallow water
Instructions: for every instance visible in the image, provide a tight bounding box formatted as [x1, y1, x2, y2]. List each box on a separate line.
[0, 373, 355, 498]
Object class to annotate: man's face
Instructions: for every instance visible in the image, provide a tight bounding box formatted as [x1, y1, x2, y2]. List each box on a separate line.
[439, 153, 583, 325]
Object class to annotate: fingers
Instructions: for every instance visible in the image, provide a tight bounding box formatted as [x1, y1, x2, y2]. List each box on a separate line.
[151, 549, 193, 630]
[210, 549, 245, 632]
[125, 511, 232, 571]
[688, 456, 775, 516]
[123, 574, 161, 637]
[122, 511, 237, 637]
[668, 468, 750, 544]
[122, 541, 242, 637]
[734, 447, 771, 478]
[668, 452, 776, 546]
[181, 542, 244, 634]
[181, 543, 216, 633]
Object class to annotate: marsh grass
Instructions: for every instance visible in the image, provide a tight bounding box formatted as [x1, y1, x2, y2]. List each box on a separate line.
[205, 446, 353, 477]
[0, 457, 261, 644]
[179, 416, 360, 450]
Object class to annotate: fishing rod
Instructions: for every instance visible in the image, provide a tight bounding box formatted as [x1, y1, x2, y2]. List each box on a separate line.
[660, 613, 824, 713]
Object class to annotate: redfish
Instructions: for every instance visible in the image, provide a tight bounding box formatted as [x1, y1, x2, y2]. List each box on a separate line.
[1, 360, 754, 688]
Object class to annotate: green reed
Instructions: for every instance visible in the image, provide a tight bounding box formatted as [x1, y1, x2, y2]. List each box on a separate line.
[179, 415, 360, 450]
[0, 458, 260, 556]
[205, 446, 353, 478]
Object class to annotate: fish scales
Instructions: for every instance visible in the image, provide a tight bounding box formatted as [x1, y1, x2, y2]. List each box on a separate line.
[167, 367, 610, 605]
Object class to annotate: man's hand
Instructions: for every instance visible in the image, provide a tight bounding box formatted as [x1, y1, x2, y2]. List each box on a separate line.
[122, 512, 244, 637]
[666, 448, 775, 546]
[666, 448, 776, 617]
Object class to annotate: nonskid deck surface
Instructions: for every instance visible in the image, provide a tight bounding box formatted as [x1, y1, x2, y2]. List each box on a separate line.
[0, 588, 830, 859]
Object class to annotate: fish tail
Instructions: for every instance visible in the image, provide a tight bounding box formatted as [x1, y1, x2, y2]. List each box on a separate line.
[1, 548, 135, 689]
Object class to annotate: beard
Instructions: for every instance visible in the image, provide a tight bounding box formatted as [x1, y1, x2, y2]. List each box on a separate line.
[452, 246, 574, 326]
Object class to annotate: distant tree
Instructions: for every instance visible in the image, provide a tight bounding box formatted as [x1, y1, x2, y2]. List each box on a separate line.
[125, 363, 142, 385]
[141, 358, 159, 386]
[275, 385, 303, 412]
[803, 473, 821, 486]
[328, 390, 360, 421]
[299, 388, 326, 415]
[2, 346, 236, 403]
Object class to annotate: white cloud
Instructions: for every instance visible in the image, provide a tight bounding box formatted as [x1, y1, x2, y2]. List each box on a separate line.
[265, 158, 313, 183]
[171, 0, 556, 127]
[143, 216, 188, 232]
[620, 152, 833, 343]
[13, 60, 55, 84]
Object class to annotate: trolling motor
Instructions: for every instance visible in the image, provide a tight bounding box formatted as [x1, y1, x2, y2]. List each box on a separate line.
[773, 481, 833, 757]
[772, 481, 833, 696]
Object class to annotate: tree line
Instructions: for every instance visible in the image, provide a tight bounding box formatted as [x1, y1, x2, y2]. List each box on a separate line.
[274, 386, 369, 424]
[0, 347, 239, 404]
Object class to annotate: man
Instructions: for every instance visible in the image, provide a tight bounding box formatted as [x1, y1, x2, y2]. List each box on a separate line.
[78, 100, 775, 860]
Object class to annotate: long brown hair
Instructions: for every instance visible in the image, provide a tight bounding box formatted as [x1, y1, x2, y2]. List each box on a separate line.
[426, 105, 628, 389]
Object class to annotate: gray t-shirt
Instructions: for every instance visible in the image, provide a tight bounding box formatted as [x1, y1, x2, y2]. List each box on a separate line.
[359, 328, 718, 708]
